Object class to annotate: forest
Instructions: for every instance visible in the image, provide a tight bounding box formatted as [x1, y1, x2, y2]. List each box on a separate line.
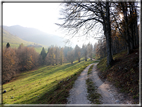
[3, 42, 95, 84]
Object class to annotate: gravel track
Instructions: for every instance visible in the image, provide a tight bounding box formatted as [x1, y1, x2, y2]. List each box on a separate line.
[67, 63, 133, 105]
[67, 64, 93, 104]
[90, 63, 133, 104]
[90, 63, 116, 104]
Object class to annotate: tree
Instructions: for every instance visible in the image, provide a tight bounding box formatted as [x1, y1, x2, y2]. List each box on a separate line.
[55, 47, 59, 65]
[3, 48, 18, 83]
[95, 39, 106, 58]
[6, 42, 10, 48]
[16, 44, 26, 71]
[87, 43, 93, 60]
[40, 47, 47, 65]
[57, 1, 114, 66]
[16, 44, 39, 71]
[46, 47, 55, 65]
[81, 44, 88, 61]
[59, 48, 64, 65]
[63, 46, 72, 63]
[67, 50, 74, 64]
[111, 2, 139, 54]
[74, 45, 81, 62]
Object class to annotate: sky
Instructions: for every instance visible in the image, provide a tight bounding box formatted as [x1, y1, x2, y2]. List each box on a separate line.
[3, 3, 98, 47]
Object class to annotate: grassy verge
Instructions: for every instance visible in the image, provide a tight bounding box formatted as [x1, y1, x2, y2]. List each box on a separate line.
[97, 49, 139, 103]
[86, 78, 102, 104]
[2, 59, 95, 104]
[87, 64, 94, 75]
[86, 63, 102, 104]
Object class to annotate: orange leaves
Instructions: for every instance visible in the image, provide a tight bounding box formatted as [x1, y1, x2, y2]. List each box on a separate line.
[3, 48, 18, 83]
[2, 44, 39, 84]
[16, 45, 39, 71]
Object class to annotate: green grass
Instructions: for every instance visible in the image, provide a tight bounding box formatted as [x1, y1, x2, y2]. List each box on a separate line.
[86, 78, 102, 104]
[2, 28, 48, 53]
[2, 28, 35, 47]
[34, 47, 48, 54]
[3, 43, 20, 49]
[2, 59, 96, 104]
[34, 47, 43, 53]
[97, 50, 127, 74]
[87, 64, 94, 75]
[3, 42, 46, 53]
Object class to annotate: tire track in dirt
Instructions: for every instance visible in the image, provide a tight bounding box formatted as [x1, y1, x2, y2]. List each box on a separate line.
[67, 64, 93, 104]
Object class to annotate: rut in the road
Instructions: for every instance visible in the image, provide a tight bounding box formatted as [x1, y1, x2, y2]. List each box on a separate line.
[67, 64, 93, 104]
[89, 63, 116, 104]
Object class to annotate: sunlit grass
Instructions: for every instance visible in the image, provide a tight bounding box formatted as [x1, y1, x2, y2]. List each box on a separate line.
[3, 42, 47, 53]
[3, 58, 95, 104]
[87, 64, 94, 75]
[97, 50, 127, 73]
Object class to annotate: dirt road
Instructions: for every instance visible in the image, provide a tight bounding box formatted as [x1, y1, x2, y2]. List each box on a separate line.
[90, 63, 116, 104]
[67, 64, 93, 104]
[67, 63, 132, 105]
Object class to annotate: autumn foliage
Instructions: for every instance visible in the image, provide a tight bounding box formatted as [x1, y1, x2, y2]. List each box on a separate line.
[2, 44, 39, 84]
[3, 47, 18, 83]
[3, 43, 95, 84]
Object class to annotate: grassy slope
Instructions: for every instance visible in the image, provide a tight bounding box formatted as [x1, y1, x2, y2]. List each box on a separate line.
[1, 28, 47, 53]
[2, 28, 34, 47]
[97, 48, 139, 103]
[3, 58, 95, 104]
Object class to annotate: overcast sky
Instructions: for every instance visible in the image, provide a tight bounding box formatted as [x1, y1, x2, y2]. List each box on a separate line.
[3, 3, 61, 34]
[3, 3, 98, 47]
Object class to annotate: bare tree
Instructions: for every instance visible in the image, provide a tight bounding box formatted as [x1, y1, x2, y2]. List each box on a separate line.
[87, 43, 93, 60]
[74, 45, 81, 62]
[57, 0, 113, 66]
[67, 50, 74, 64]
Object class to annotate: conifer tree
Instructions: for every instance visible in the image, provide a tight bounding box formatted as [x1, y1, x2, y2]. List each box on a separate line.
[40, 47, 47, 65]
[6, 42, 10, 48]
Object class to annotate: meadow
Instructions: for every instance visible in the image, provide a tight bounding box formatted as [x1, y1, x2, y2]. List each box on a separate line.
[3, 42, 47, 54]
[3, 58, 95, 104]
[2, 28, 48, 54]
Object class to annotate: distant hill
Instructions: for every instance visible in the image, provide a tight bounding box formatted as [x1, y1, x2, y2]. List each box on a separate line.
[3, 25, 67, 47]
[1, 27, 46, 53]
[1, 27, 35, 47]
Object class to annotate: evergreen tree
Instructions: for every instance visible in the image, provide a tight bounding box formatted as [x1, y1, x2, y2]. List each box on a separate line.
[6, 42, 10, 48]
[40, 47, 47, 65]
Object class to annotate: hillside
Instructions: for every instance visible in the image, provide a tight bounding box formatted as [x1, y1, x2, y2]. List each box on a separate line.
[1, 27, 47, 53]
[97, 48, 139, 104]
[2, 28, 34, 47]
[2, 58, 95, 104]
[3, 25, 67, 47]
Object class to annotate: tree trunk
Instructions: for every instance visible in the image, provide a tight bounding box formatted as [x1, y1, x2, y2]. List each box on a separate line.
[135, 8, 139, 47]
[105, 2, 113, 67]
[85, 56, 87, 61]
[122, 3, 131, 54]
[78, 58, 80, 62]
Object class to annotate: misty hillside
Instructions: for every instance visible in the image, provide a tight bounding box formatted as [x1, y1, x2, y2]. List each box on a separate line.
[1, 27, 35, 46]
[3, 25, 67, 47]
[1, 27, 47, 53]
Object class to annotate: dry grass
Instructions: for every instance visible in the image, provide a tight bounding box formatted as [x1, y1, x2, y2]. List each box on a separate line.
[97, 49, 139, 104]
